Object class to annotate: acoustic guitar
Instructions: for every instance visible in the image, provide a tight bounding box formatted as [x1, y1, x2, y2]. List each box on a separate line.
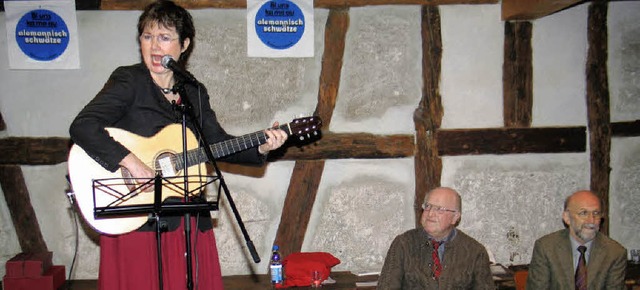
[67, 116, 321, 235]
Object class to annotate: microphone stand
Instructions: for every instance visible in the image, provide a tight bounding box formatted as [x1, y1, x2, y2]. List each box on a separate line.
[172, 79, 261, 290]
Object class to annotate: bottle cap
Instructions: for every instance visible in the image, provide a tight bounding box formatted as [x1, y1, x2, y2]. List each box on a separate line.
[273, 245, 279, 250]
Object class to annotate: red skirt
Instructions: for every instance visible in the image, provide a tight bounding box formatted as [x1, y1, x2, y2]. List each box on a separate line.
[98, 219, 224, 290]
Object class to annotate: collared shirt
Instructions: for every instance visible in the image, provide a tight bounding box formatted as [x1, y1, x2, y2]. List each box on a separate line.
[428, 228, 458, 262]
[570, 235, 593, 271]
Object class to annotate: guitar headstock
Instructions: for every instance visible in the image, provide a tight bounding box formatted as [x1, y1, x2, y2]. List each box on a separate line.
[287, 116, 322, 140]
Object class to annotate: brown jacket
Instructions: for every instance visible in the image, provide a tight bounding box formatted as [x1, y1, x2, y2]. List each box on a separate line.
[526, 229, 627, 290]
[378, 228, 494, 290]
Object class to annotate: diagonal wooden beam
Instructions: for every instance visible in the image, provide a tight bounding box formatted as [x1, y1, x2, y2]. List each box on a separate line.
[0, 165, 49, 254]
[502, 0, 586, 21]
[273, 8, 349, 259]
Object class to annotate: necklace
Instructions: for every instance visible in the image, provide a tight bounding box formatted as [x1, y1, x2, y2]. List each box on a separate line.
[160, 87, 173, 94]
[153, 78, 174, 94]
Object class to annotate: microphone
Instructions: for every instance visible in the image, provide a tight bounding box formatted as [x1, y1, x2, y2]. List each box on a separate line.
[161, 55, 197, 84]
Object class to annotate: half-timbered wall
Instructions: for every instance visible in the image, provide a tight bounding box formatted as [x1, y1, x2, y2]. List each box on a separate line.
[0, 1, 638, 279]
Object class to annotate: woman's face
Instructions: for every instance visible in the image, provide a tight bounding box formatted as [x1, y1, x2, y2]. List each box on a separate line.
[139, 22, 190, 76]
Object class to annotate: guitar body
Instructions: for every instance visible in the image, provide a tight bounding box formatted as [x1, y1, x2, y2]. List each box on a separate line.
[68, 124, 206, 235]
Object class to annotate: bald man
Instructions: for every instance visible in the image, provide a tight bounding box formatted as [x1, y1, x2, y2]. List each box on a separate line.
[526, 190, 627, 290]
[378, 187, 494, 290]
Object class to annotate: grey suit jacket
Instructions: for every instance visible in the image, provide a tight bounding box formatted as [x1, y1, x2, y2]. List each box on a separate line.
[526, 228, 627, 290]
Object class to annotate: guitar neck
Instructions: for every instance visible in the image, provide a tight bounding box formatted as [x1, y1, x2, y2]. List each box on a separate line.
[177, 123, 291, 170]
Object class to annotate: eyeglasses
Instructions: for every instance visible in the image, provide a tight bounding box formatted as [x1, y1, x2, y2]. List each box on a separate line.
[139, 33, 178, 44]
[422, 203, 458, 214]
[570, 210, 602, 219]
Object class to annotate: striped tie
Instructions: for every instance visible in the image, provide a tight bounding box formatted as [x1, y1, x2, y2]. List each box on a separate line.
[431, 240, 442, 279]
[575, 245, 587, 290]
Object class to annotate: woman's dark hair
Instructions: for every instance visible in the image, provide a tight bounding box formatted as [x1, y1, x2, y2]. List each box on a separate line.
[137, 0, 195, 67]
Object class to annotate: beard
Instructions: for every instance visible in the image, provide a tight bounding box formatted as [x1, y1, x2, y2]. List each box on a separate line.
[574, 222, 599, 242]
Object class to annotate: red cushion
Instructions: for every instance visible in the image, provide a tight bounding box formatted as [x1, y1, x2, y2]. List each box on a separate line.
[275, 252, 340, 288]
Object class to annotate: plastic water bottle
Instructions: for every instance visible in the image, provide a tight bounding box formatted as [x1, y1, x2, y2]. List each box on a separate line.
[270, 245, 284, 285]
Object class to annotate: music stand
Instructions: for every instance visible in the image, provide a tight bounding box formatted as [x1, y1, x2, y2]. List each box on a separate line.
[92, 173, 217, 290]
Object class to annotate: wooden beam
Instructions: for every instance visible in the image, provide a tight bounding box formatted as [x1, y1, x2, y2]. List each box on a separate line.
[279, 133, 414, 160]
[414, 5, 444, 227]
[0, 123, 618, 165]
[0, 137, 71, 165]
[0, 165, 49, 254]
[100, 0, 498, 10]
[436, 127, 586, 156]
[503, 21, 533, 127]
[279, 125, 594, 159]
[77, 0, 102, 10]
[0, 1, 101, 11]
[611, 120, 640, 137]
[501, 0, 586, 21]
[273, 160, 325, 256]
[273, 8, 349, 259]
[586, 2, 611, 234]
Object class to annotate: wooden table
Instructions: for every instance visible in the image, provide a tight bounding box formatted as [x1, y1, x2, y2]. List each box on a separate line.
[0, 270, 519, 290]
[223, 271, 377, 290]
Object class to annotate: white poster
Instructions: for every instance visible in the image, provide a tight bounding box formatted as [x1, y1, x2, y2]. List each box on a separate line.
[4, 0, 80, 69]
[247, 0, 314, 58]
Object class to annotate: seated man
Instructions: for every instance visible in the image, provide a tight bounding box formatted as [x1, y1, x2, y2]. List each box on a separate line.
[377, 187, 494, 290]
[526, 190, 627, 290]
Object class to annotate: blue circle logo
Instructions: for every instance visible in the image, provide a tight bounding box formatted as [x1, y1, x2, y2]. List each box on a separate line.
[255, 0, 305, 50]
[15, 9, 70, 61]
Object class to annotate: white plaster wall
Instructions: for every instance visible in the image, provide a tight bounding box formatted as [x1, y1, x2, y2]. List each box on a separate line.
[532, 4, 588, 127]
[303, 159, 416, 273]
[442, 154, 590, 264]
[332, 6, 422, 134]
[608, 2, 640, 257]
[0, 1, 638, 280]
[609, 137, 640, 257]
[609, 3, 640, 123]
[440, 4, 504, 129]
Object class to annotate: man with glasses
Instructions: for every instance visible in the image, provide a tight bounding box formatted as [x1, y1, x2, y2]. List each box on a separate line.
[526, 190, 627, 290]
[378, 187, 494, 289]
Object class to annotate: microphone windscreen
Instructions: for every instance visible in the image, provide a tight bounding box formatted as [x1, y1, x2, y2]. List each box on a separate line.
[161, 55, 174, 69]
